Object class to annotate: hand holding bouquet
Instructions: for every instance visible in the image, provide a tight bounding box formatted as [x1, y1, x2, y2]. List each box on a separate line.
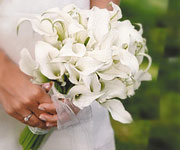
[18, 2, 152, 149]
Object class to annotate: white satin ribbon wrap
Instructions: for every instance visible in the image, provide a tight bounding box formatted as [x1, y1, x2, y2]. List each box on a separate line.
[29, 83, 93, 149]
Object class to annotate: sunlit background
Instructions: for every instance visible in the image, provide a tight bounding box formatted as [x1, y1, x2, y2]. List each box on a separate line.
[112, 0, 180, 150]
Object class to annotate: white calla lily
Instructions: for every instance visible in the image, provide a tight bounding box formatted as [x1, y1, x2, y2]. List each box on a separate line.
[62, 4, 88, 28]
[86, 36, 97, 50]
[74, 30, 89, 44]
[87, 49, 112, 62]
[87, 31, 115, 63]
[64, 64, 81, 84]
[135, 70, 152, 81]
[88, 7, 110, 42]
[42, 35, 61, 48]
[31, 69, 50, 84]
[99, 79, 127, 103]
[17, 17, 55, 36]
[109, 1, 122, 22]
[68, 21, 85, 35]
[68, 85, 103, 109]
[75, 56, 104, 75]
[101, 99, 133, 123]
[59, 39, 86, 57]
[42, 8, 73, 23]
[19, 48, 37, 76]
[19, 48, 49, 83]
[34, 41, 66, 80]
[39, 62, 66, 80]
[133, 70, 152, 90]
[35, 41, 59, 64]
[118, 49, 139, 74]
[114, 20, 146, 64]
[97, 63, 130, 80]
[82, 73, 101, 93]
[77, 10, 88, 28]
[53, 21, 66, 41]
[126, 85, 135, 97]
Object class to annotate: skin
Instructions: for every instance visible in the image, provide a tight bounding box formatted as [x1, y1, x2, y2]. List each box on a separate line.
[0, 0, 120, 128]
[90, 0, 120, 10]
[0, 50, 51, 129]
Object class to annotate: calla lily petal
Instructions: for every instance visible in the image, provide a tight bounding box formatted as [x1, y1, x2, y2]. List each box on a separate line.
[109, 1, 122, 22]
[118, 49, 139, 74]
[68, 85, 103, 109]
[64, 64, 81, 84]
[19, 48, 49, 83]
[34, 41, 66, 80]
[59, 39, 86, 57]
[88, 7, 110, 42]
[17, 17, 55, 36]
[75, 56, 104, 75]
[19, 48, 37, 76]
[68, 22, 85, 35]
[35, 41, 59, 64]
[101, 99, 133, 123]
[102, 79, 127, 100]
[97, 64, 130, 80]
[82, 73, 101, 93]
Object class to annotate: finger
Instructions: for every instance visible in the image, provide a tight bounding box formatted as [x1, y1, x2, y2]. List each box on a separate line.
[9, 112, 26, 124]
[38, 91, 52, 104]
[18, 110, 47, 129]
[31, 85, 52, 104]
[38, 103, 57, 114]
[40, 110, 72, 125]
[39, 113, 58, 123]
[27, 101, 44, 118]
[46, 122, 57, 127]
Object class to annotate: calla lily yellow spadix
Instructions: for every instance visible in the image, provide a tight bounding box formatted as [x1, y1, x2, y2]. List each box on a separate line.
[18, 2, 152, 150]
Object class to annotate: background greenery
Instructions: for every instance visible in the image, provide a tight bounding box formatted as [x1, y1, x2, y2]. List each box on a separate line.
[112, 0, 180, 150]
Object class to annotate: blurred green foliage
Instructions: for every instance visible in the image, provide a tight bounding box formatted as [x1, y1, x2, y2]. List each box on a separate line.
[112, 0, 180, 150]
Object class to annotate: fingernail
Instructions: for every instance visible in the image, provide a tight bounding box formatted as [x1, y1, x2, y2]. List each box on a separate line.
[39, 115, 46, 121]
[38, 106, 45, 111]
[43, 83, 50, 89]
[46, 123, 54, 127]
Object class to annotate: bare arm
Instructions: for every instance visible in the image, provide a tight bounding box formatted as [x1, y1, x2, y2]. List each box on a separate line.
[90, 0, 120, 10]
[0, 49, 52, 128]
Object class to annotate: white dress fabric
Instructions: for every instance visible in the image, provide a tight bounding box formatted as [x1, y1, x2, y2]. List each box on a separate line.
[0, 0, 115, 150]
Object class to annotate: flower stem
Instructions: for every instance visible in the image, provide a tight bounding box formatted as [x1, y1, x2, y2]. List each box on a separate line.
[19, 126, 47, 150]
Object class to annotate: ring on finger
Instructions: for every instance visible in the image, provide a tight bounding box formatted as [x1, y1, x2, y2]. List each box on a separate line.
[24, 113, 33, 122]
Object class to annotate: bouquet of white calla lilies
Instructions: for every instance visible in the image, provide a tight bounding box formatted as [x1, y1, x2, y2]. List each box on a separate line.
[18, 2, 152, 149]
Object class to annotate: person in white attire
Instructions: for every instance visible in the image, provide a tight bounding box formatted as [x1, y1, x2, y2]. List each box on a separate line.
[0, 0, 120, 149]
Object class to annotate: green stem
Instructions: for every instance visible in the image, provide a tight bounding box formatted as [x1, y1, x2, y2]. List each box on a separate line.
[23, 133, 37, 150]
[19, 126, 29, 144]
[23, 130, 35, 148]
[32, 135, 46, 150]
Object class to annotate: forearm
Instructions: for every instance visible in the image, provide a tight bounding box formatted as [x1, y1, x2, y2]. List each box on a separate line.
[0, 49, 9, 103]
[0, 49, 9, 83]
[90, 0, 120, 10]
[0, 49, 21, 87]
